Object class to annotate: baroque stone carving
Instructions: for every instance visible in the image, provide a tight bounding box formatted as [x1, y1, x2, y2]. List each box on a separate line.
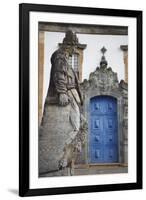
[81, 47, 119, 92]
[39, 30, 86, 176]
[80, 47, 128, 165]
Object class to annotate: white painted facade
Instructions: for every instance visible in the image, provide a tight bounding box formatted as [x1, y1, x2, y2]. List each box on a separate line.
[43, 31, 128, 105]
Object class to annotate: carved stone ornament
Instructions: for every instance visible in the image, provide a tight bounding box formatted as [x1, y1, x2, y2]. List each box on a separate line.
[81, 47, 119, 92]
[80, 47, 128, 166]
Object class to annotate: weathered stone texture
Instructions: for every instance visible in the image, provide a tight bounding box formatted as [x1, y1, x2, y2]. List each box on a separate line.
[39, 91, 81, 174]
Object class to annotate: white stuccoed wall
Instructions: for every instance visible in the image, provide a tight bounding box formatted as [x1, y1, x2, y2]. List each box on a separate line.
[43, 31, 128, 105]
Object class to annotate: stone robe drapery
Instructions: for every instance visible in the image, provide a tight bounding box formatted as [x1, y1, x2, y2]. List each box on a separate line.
[39, 48, 82, 174]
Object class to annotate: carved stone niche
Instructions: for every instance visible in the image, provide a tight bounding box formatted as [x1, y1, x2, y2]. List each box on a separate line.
[79, 47, 128, 166]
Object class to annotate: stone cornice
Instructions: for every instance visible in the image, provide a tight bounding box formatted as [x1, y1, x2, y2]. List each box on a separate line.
[39, 22, 128, 35]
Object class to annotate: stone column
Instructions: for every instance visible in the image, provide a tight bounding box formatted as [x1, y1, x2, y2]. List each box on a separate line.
[38, 31, 45, 125]
[120, 45, 128, 83]
[119, 80, 128, 166]
[123, 96, 128, 165]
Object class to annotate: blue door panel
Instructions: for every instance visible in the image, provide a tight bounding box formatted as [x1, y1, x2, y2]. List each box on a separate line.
[104, 145, 118, 162]
[89, 96, 118, 163]
[90, 146, 104, 162]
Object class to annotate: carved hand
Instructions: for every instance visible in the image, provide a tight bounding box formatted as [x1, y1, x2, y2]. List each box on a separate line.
[59, 93, 70, 106]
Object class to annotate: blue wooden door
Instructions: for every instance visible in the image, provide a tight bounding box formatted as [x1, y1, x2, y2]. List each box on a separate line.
[89, 96, 118, 163]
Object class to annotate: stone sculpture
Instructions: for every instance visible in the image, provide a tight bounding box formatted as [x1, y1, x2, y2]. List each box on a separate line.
[39, 30, 85, 176]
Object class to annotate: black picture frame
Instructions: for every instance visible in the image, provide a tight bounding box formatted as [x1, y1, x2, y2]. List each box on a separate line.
[19, 3, 143, 197]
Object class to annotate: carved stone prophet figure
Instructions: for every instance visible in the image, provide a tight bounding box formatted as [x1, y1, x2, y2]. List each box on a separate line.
[39, 31, 83, 175]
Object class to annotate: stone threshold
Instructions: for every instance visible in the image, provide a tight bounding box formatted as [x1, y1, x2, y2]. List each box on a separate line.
[74, 163, 128, 169]
[39, 164, 128, 177]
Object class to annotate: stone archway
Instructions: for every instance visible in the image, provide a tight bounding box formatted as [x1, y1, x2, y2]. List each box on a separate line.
[80, 53, 128, 166]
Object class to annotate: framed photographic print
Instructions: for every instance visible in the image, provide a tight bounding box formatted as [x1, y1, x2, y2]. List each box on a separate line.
[19, 3, 142, 197]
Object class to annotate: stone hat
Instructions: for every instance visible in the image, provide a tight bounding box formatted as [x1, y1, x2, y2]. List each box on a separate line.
[62, 30, 79, 46]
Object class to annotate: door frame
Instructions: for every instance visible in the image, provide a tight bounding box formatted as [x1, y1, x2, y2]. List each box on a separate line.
[82, 91, 124, 165]
[89, 95, 119, 164]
